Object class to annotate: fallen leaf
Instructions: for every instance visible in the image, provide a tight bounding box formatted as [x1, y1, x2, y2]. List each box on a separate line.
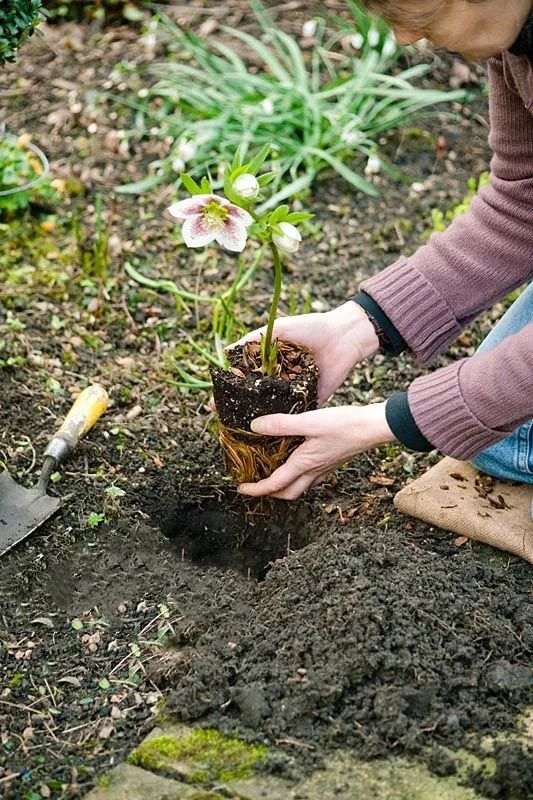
[58, 676, 82, 688]
[98, 721, 115, 740]
[31, 617, 55, 629]
[453, 536, 469, 547]
[487, 495, 506, 509]
[449, 472, 467, 481]
[369, 475, 395, 486]
[126, 405, 142, 420]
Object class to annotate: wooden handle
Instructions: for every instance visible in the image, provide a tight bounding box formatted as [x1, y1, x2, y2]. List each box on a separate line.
[56, 384, 109, 444]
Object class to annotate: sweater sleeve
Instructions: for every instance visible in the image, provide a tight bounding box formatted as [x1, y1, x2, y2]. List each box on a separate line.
[360, 55, 533, 366]
[407, 322, 533, 460]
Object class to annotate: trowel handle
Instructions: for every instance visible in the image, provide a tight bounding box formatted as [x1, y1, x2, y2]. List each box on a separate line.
[43, 384, 109, 465]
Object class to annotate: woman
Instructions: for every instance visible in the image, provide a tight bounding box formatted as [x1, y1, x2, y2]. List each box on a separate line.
[234, 0, 533, 561]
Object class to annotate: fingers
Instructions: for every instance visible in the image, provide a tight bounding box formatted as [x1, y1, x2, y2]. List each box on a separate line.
[251, 410, 324, 438]
[238, 448, 310, 497]
[269, 473, 316, 500]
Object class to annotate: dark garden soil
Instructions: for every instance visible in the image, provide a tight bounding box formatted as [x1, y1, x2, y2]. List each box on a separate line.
[0, 4, 531, 800]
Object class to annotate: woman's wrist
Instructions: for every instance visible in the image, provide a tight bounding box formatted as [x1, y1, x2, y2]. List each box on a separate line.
[361, 401, 397, 447]
[332, 301, 379, 360]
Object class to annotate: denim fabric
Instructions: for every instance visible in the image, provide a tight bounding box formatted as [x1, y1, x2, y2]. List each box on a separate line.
[470, 283, 533, 484]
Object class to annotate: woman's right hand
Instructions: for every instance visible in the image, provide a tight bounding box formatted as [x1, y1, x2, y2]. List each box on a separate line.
[230, 301, 379, 406]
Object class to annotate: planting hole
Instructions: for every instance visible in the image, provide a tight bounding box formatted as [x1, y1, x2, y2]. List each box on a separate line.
[158, 491, 315, 580]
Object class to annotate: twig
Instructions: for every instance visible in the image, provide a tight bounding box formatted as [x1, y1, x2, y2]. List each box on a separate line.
[275, 737, 315, 750]
[0, 772, 22, 786]
[0, 699, 48, 716]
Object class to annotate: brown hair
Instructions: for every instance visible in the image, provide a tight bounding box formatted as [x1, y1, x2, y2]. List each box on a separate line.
[360, 1, 486, 30]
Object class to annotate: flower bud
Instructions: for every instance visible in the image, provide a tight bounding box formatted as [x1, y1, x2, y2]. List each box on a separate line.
[350, 33, 364, 50]
[364, 153, 381, 176]
[177, 138, 196, 162]
[272, 222, 302, 254]
[381, 35, 396, 58]
[172, 156, 186, 174]
[261, 98, 274, 115]
[233, 173, 260, 200]
[302, 20, 317, 38]
[367, 27, 380, 47]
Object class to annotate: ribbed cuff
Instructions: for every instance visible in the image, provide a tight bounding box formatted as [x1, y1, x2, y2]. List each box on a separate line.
[351, 292, 407, 356]
[360, 259, 463, 365]
[408, 362, 506, 460]
[386, 392, 434, 452]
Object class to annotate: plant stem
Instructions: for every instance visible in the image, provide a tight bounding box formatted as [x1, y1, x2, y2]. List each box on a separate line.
[261, 240, 282, 375]
[242, 208, 281, 375]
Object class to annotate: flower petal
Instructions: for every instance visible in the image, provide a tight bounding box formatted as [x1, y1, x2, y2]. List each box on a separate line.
[182, 215, 217, 248]
[214, 218, 249, 252]
[227, 204, 254, 227]
[166, 195, 213, 219]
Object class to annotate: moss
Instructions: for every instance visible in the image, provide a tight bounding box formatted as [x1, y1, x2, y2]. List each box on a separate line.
[188, 793, 224, 800]
[0, 216, 74, 302]
[97, 772, 112, 788]
[8, 672, 24, 689]
[128, 729, 267, 784]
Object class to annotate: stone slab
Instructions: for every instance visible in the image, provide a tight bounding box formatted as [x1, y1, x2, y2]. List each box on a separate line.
[85, 763, 214, 800]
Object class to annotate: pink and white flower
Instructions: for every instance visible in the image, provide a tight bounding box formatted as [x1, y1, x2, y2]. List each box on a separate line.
[167, 194, 254, 253]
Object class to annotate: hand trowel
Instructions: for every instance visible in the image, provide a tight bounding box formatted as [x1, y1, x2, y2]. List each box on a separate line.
[0, 384, 109, 556]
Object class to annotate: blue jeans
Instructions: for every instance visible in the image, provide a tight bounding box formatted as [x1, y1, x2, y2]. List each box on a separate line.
[470, 282, 533, 484]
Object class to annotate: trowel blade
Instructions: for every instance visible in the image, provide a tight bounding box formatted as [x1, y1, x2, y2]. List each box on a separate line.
[0, 472, 61, 556]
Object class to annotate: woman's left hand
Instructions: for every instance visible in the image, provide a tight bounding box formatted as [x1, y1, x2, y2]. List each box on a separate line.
[238, 402, 396, 500]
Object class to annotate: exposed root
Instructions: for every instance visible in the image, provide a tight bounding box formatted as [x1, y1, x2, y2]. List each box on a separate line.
[218, 422, 300, 485]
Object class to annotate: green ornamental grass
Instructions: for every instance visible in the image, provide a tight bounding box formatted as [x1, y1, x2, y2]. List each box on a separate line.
[117, 0, 466, 206]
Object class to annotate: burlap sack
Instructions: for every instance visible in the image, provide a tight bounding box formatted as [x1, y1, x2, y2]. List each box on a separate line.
[394, 457, 533, 563]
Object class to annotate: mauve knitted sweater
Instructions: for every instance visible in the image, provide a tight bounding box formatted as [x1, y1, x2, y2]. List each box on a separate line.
[360, 53, 533, 460]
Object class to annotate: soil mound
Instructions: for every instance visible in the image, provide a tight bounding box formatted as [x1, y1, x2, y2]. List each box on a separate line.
[162, 522, 532, 789]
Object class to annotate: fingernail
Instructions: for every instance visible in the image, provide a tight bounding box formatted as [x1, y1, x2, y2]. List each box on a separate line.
[250, 419, 266, 434]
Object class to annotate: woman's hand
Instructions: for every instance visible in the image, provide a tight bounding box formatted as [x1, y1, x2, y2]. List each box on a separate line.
[232, 302, 379, 406]
[238, 402, 395, 499]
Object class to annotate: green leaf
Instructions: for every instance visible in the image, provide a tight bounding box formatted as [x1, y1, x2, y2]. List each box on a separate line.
[269, 204, 290, 224]
[79, 696, 94, 706]
[223, 168, 242, 206]
[285, 212, 315, 223]
[87, 511, 105, 529]
[105, 486, 126, 499]
[257, 171, 277, 187]
[231, 142, 249, 172]
[200, 176, 213, 194]
[115, 172, 165, 195]
[306, 147, 380, 196]
[180, 173, 202, 195]
[248, 143, 271, 176]
[71, 619, 84, 631]
[98, 678, 111, 690]
[123, 5, 145, 22]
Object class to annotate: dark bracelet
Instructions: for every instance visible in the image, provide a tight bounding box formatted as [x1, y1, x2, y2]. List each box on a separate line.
[351, 292, 407, 356]
[361, 309, 391, 351]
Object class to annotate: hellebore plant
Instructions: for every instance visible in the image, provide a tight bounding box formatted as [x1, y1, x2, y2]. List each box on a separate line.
[167, 143, 313, 376]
